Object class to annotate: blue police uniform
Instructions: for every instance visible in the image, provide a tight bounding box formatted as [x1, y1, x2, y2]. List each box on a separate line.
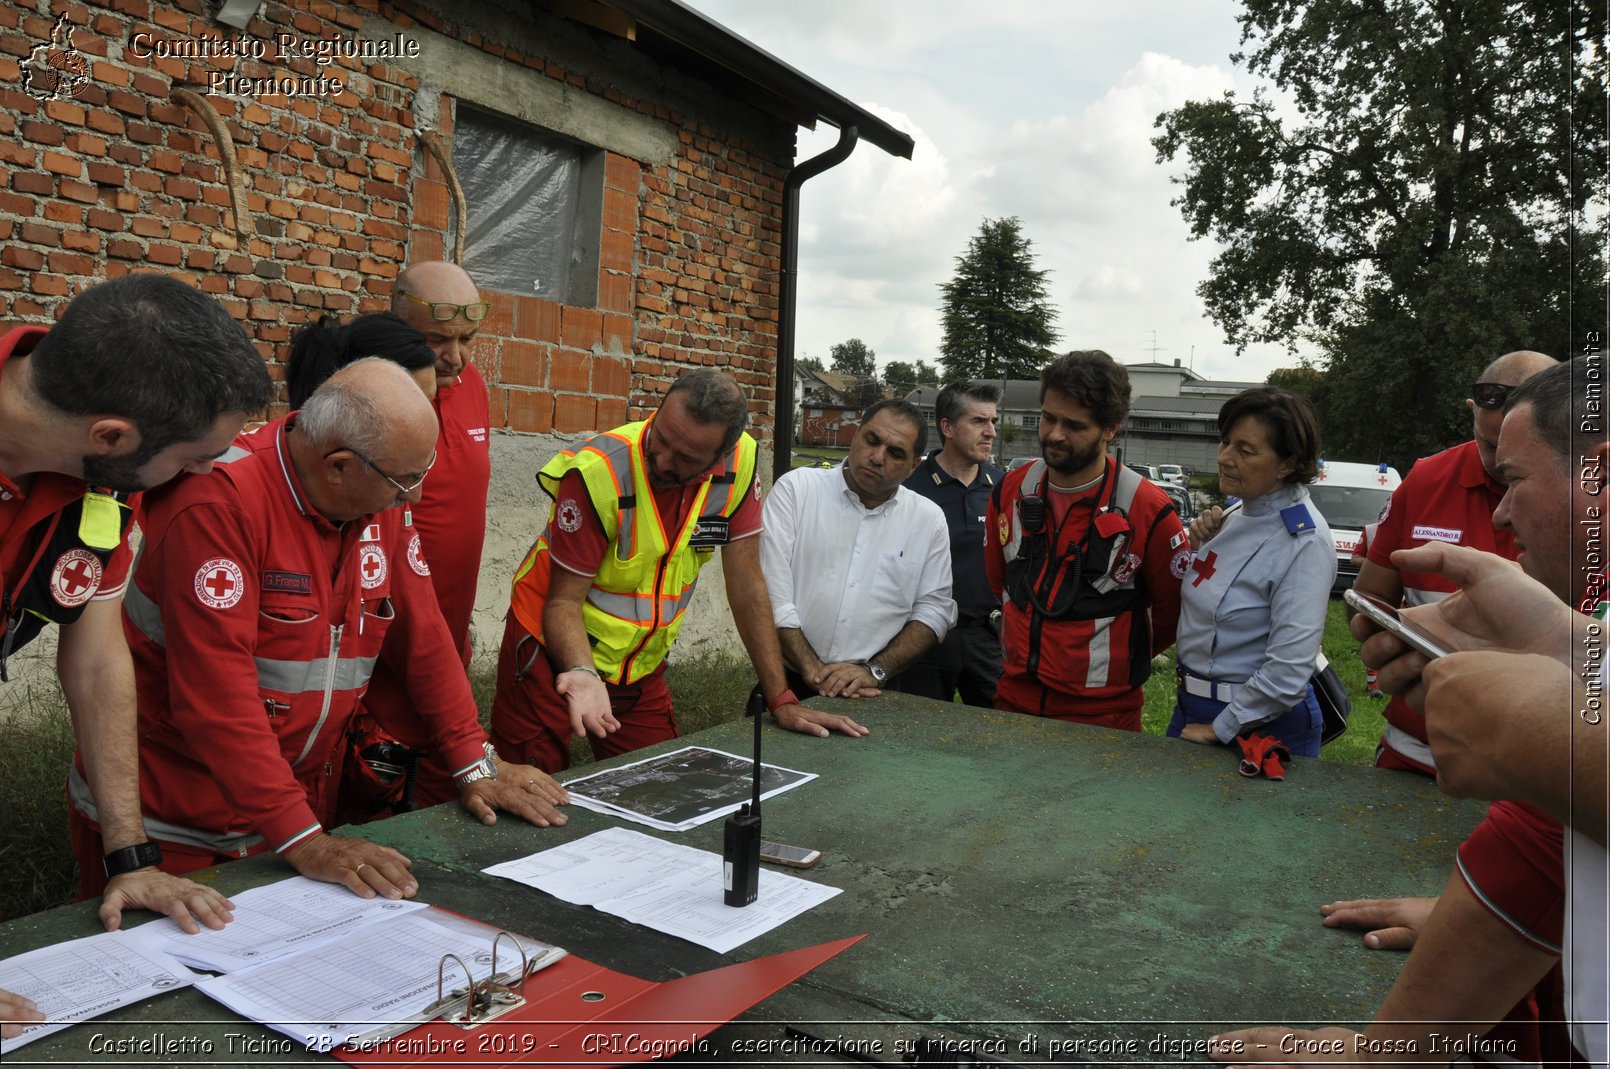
[893, 450, 1004, 706]
[1168, 483, 1336, 756]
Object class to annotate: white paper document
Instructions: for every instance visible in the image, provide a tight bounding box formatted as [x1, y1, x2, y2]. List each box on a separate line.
[561, 745, 816, 831]
[0, 930, 195, 1054]
[138, 875, 429, 973]
[483, 826, 841, 954]
[196, 907, 564, 1049]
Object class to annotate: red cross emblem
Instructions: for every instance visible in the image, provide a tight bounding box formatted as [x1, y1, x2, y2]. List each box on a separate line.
[1190, 550, 1218, 587]
[358, 544, 387, 590]
[1377, 473, 1389, 485]
[194, 558, 245, 609]
[50, 548, 102, 608]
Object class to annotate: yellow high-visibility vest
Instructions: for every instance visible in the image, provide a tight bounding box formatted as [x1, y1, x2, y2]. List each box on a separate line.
[509, 419, 757, 684]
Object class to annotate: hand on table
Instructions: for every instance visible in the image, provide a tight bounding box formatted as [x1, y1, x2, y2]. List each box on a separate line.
[460, 763, 571, 828]
[812, 661, 880, 698]
[0, 988, 44, 1039]
[1320, 895, 1436, 950]
[101, 867, 235, 934]
[771, 701, 870, 739]
[283, 832, 416, 900]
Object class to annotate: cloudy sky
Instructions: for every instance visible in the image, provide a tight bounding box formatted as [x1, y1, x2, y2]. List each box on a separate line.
[683, 0, 1307, 386]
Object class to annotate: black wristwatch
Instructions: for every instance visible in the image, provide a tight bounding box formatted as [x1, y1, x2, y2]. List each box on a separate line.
[103, 841, 163, 879]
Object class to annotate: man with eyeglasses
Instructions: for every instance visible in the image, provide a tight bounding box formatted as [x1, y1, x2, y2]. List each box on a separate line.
[1349, 349, 1557, 775]
[68, 360, 570, 902]
[357, 261, 495, 809]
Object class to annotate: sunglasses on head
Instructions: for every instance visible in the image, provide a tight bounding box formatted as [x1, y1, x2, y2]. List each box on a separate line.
[1470, 382, 1515, 410]
[398, 289, 490, 323]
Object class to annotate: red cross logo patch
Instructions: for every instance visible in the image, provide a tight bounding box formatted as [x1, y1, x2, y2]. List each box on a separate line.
[1190, 550, 1219, 587]
[359, 543, 388, 590]
[50, 547, 103, 608]
[194, 557, 245, 609]
[406, 532, 430, 577]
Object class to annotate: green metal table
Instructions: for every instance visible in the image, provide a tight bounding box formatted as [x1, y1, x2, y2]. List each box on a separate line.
[1, 693, 1483, 1067]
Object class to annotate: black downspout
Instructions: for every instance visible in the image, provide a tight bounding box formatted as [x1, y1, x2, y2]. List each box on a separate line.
[774, 125, 859, 483]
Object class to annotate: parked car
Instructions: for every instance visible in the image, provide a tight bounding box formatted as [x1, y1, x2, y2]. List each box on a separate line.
[1306, 460, 1403, 594]
[1156, 463, 1187, 488]
[1161, 482, 1195, 522]
[1125, 463, 1161, 482]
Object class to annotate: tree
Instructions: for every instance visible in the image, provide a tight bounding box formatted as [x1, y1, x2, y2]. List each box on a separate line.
[1153, 0, 1605, 471]
[798, 354, 825, 374]
[939, 217, 1060, 382]
[884, 359, 941, 396]
[829, 338, 877, 380]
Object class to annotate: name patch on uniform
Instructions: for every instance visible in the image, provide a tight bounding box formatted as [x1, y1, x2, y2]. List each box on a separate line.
[1411, 524, 1463, 543]
[262, 570, 313, 595]
[689, 517, 730, 548]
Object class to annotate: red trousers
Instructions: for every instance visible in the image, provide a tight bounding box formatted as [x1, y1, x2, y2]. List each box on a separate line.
[488, 613, 678, 773]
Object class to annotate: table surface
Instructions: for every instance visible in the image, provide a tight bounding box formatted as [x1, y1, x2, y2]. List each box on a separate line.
[1, 692, 1484, 1067]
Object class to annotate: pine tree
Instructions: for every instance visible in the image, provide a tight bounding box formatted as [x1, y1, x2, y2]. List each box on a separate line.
[938, 217, 1059, 382]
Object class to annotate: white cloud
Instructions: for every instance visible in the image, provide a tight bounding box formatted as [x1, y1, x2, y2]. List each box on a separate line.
[685, 0, 1313, 381]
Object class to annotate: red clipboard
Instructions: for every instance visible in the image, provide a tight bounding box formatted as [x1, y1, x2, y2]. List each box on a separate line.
[333, 933, 864, 1068]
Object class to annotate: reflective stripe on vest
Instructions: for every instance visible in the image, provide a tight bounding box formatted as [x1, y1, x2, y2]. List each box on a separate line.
[522, 422, 757, 683]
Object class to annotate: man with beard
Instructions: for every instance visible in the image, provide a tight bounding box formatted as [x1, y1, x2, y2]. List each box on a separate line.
[760, 398, 957, 700]
[984, 350, 1188, 730]
[492, 369, 865, 772]
[0, 274, 270, 1037]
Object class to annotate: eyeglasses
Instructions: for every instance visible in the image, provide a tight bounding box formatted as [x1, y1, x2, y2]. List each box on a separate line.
[398, 289, 490, 323]
[352, 448, 437, 495]
[1471, 382, 1516, 410]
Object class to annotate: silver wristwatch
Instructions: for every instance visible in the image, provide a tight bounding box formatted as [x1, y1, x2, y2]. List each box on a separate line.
[456, 742, 498, 787]
[867, 661, 887, 684]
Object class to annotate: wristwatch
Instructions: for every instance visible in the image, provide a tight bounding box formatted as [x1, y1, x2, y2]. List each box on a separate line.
[103, 841, 163, 879]
[866, 661, 887, 685]
[455, 742, 499, 787]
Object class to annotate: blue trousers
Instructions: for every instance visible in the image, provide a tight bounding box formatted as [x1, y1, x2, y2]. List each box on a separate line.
[1167, 683, 1323, 758]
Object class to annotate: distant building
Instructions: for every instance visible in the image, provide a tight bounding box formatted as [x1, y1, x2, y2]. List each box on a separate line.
[904, 360, 1245, 471]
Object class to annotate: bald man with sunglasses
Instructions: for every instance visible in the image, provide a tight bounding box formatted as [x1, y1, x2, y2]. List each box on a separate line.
[1349, 349, 1557, 775]
[345, 262, 496, 811]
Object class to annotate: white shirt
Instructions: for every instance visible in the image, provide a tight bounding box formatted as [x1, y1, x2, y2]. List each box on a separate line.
[760, 464, 956, 665]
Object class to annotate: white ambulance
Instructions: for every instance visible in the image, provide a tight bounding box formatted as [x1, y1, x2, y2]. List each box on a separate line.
[1306, 459, 1402, 594]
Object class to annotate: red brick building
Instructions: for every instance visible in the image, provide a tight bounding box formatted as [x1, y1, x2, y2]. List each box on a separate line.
[0, 0, 912, 445]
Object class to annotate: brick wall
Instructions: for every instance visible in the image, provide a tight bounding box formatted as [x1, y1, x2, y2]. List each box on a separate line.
[0, 0, 794, 441]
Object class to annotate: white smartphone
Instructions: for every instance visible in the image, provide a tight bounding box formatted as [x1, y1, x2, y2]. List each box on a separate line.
[1344, 590, 1451, 660]
[759, 840, 821, 869]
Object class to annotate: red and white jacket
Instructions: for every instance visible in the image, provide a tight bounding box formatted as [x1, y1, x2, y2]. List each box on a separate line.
[69, 421, 488, 858]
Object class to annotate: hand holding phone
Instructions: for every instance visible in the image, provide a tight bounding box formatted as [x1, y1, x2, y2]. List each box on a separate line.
[1344, 590, 1451, 660]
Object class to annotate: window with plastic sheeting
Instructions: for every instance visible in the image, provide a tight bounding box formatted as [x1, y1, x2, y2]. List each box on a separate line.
[448, 106, 604, 305]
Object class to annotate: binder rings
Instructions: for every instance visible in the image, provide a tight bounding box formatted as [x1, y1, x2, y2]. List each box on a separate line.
[333, 933, 865, 1068]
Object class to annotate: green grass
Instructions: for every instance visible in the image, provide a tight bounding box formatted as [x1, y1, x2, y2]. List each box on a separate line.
[0, 601, 1381, 921]
[789, 446, 848, 469]
[0, 686, 82, 921]
[1140, 598, 1386, 763]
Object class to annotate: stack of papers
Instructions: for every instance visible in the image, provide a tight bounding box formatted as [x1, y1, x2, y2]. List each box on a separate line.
[484, 826, 841, 954]
[563, 745, 816, 831]
[0, 931, 195, 1054]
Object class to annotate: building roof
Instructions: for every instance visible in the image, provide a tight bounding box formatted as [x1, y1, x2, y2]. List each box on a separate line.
[592, 0, 916, 159]
[1128, 395, 1225, 417]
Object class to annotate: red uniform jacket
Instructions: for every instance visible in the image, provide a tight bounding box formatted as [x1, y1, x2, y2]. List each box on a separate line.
[75, 422, 487, 857]
[985, 455, 1185, 726]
